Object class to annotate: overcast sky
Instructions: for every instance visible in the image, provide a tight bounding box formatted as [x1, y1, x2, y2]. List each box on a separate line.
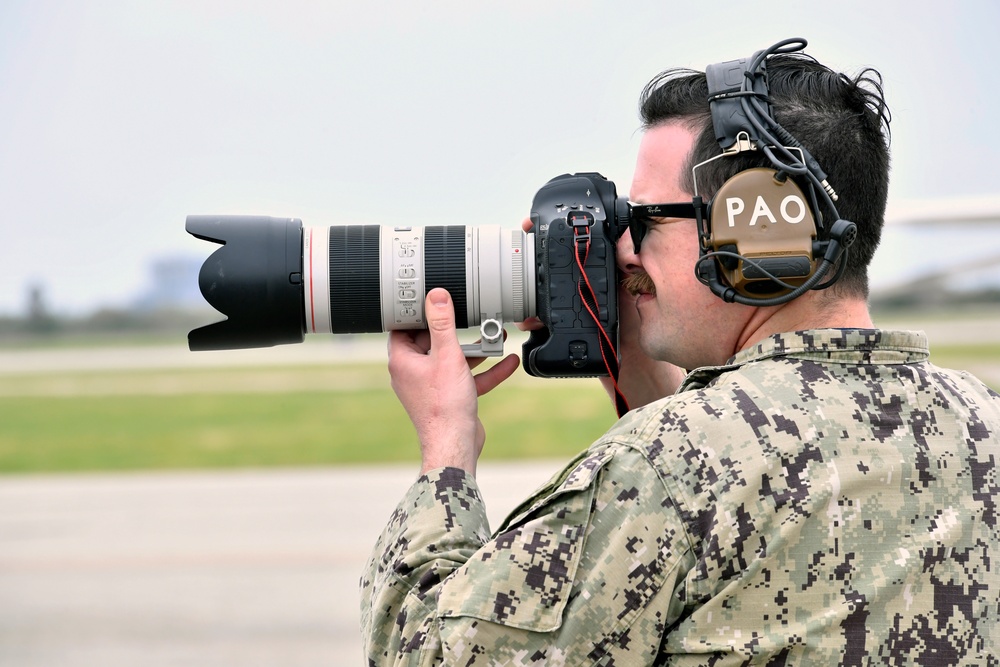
[2, 0, 999, 315]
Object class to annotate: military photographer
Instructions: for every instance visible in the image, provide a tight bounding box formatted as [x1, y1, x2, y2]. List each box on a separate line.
[360, 39, 1000, 665]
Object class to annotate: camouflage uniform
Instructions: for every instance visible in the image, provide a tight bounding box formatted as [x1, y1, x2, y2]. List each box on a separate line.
[360, 329, 1000, 665]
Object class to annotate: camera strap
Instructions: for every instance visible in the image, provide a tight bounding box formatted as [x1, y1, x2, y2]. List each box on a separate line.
[573, 226, 630, 417]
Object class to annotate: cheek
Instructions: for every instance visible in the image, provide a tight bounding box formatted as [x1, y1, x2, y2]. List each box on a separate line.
[651, 223, 700, 261]
[652, 237, 700, 284]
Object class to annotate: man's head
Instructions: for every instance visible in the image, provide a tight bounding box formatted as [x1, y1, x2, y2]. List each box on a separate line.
[618, 48, 891, 369]
[637, 52, 892, 299]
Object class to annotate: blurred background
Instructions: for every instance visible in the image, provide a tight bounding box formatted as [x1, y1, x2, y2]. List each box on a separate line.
[1, 1, 998, 665]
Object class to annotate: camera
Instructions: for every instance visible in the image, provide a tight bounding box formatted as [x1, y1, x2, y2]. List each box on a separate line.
[186, 173, 629, 378]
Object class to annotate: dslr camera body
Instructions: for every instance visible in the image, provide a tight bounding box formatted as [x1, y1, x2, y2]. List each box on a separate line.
[523, 172, 625, 377]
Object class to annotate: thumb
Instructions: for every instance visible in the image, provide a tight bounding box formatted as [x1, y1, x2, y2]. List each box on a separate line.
[425, 288, 460, 351]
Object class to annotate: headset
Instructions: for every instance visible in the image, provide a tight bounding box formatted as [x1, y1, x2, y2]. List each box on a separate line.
[691, 37, 858, 306]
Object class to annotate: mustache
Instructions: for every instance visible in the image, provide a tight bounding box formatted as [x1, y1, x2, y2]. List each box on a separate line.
[621, 272, 656, 297]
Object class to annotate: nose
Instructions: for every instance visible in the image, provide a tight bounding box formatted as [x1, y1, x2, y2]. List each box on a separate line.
[616, 227, 642, 274]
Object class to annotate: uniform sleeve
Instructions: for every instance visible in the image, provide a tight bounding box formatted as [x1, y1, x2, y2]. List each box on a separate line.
[360, 447, 696, 666]
[360, 467, 491, 666]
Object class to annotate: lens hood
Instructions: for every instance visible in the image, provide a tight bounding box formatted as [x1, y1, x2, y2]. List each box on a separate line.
[185, 215, 305, 351]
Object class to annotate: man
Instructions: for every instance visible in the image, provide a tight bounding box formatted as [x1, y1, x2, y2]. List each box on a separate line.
[360, 43, 1000, 665]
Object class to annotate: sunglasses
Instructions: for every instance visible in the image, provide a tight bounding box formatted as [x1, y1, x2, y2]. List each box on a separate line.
[626, 202, 698, 253]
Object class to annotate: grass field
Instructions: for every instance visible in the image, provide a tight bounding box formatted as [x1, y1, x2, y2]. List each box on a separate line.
[1, 335, 997, 474]
[0, 360, 616, 473]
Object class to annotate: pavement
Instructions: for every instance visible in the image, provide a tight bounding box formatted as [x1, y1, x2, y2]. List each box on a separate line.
[1, 310, 996, 666]
[0, 461, 564, 667]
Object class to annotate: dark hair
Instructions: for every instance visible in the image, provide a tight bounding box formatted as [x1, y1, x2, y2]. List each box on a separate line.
[639, 53, 891, 299]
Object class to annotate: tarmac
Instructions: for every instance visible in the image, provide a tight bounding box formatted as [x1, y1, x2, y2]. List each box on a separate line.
[1, 311, 997, 666]
[0, 461, 564, 667]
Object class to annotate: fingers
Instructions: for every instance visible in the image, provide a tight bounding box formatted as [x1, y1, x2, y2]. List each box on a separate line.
[387, 329, 430, 357]
[424, 288, 461, 356]
[389, 289, 464, 359]
[390, 287, 520, 396]
[515, 316, 543, 332]
[467, 355, 488, 371]
[474, 354, 520, 396]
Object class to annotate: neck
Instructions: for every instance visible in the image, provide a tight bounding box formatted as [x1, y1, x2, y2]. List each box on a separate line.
[735, 292, 874, 353]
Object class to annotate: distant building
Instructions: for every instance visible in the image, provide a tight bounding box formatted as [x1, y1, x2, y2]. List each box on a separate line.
[131, 256, 207, 312]
[24, 283, 58, 332]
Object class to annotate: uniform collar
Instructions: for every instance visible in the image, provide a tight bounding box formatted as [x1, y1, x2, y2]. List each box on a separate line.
[678, 329, 930, 393]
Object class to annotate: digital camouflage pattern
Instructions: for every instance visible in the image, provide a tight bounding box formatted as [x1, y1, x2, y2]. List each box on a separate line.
[360, 329, 1000, 665]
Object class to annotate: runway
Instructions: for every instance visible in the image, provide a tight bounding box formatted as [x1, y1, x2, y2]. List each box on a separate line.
[1, 310, 996, 665]
[0, 461, 564, 667]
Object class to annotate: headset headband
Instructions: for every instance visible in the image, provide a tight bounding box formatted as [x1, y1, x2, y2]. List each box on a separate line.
[692, 38, 857, 306]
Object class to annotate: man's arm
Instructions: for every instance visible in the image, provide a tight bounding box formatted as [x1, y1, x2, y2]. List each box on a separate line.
[360, 466, 491, 664]
[360, 443, 692, 665]
[360, 289, 689, 664]
[359, 288, 517, 663]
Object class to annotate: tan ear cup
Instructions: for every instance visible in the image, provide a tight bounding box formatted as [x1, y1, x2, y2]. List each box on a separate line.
[706, 168, 818, 297]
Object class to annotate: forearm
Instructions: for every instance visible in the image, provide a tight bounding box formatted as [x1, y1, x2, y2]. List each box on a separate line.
[360, 467, 491, 666]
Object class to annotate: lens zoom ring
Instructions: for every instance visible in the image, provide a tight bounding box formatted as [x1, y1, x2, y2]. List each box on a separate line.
[329, 225, 382, 333]
[425, 226, 468, 329]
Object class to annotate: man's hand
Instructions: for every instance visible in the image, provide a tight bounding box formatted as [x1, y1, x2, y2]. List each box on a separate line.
[387, 288, 520, 477]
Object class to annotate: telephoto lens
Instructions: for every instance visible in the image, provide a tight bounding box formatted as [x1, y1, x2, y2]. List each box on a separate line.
[185, 216, 536, 355]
